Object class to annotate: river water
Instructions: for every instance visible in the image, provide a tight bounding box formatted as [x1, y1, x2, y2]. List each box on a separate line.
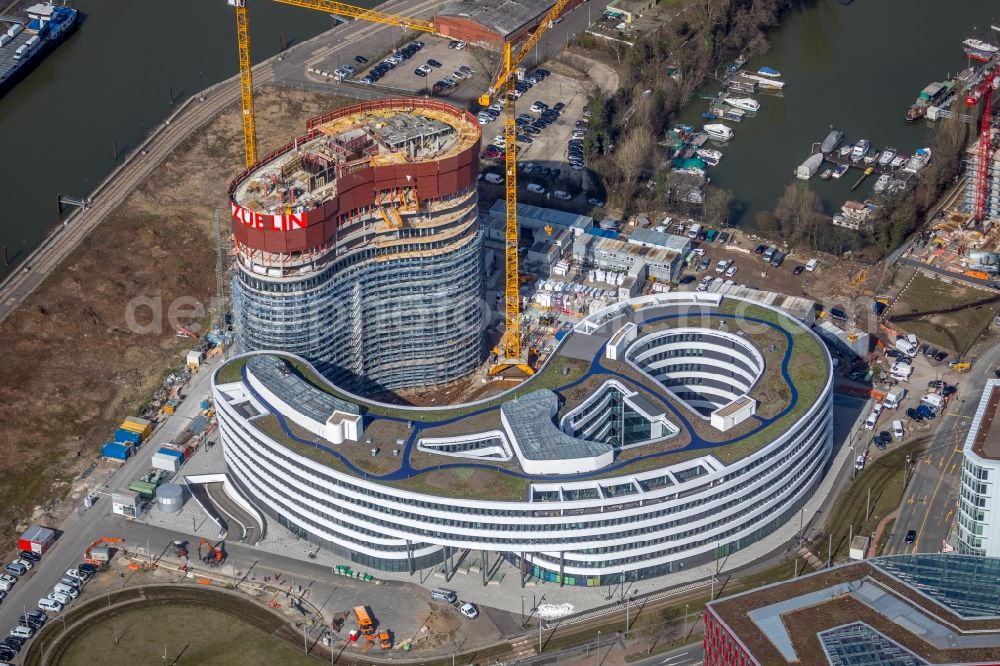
[0, 0, 992, 269]
[0, 0, 341, 274]
[676, 0, 991, 225]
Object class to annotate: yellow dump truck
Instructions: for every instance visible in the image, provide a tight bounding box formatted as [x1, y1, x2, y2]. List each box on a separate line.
[379, 629, 392, 650]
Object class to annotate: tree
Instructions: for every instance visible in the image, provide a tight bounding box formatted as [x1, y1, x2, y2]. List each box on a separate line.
[613, 126, 654, 191]
[773, 182, 825, 248]
[703, 187, 734, 227]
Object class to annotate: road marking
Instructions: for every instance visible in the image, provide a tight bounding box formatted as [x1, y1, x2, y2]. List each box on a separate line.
[945, 509, 954, 523]
[907, 497, 914, 505]
[924, 457, 931, 465]
[950, 462, 957, 474]
[939, 456, 945, 467]
[916, 439, 963, 549]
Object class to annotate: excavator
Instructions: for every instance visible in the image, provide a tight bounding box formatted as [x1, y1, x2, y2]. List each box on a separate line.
[198, 538, 227, 567]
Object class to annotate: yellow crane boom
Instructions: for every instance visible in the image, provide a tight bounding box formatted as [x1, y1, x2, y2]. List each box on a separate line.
[227, 0, 435, 168]
[228, 0, 572, 373]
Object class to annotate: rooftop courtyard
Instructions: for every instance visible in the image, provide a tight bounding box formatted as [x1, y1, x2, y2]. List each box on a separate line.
[214, 294, 829, 501]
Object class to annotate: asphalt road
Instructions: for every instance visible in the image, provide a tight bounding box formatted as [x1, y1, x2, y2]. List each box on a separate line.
[628, 641, 704, 666]
[885, 341, 1000, 555]
[0, 355, 222, 639]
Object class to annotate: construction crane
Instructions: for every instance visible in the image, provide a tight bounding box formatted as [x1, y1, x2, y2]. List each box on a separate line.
[479, 0, 573, 374]
[226, 0, 436, 168]
[964, 64, 1000, 223]
[226, 0, 572, 374]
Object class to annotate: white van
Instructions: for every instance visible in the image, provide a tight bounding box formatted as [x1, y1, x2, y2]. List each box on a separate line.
[54, 583, 80, 599]
[895, 338, 917, 357]
[893, 420, 904, 440]
[431, 588, 458, 603]
[921, 393, 944, 410]
[805, 259, 819, 272]
[687, 223, 702, 239]
[38, 597, 63, 613]
[47, 591, 71, 605]
[864, 411, 878, 430]
[890, 364, 913, 381]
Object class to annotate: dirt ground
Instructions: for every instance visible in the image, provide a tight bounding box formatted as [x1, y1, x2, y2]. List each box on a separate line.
[0, 86, 354, 540]
[889, 272, 1000, 355]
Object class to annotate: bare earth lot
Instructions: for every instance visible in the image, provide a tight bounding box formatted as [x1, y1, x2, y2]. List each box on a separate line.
[889, 272, 1000, 355]
[0, 86, 353, 540]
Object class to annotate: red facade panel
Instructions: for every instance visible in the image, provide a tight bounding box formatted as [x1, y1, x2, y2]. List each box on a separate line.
[229, 99, 481, 255]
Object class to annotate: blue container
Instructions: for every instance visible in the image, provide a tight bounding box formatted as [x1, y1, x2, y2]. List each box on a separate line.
[115, 428, 142, 445]
[158, 448, 184, 460]
[200, 400, 211, 410]
[102, 442, 131, 461]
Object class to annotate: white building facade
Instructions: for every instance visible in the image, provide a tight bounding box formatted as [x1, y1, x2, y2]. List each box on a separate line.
[958, 379, 1000, 557]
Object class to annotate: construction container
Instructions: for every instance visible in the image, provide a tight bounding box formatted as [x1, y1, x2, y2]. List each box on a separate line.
[156, 484, 185, 513]
[163, 399, 179, 414]
[151, 452, 181, 473]
[18, 525, 55, 556]
[127, 480, 158, 500]
[189, 415, 209, 434]
[122, 416, 153, 438]
[159, 446, 186, 462]
[90, 546, 110, 562]
[102, 442, 132, 461]
[114, 428, 143, 445]
[186, 349, 203, 370]
[112, 490, 140, 517]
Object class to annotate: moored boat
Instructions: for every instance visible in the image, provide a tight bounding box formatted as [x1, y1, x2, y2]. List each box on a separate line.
[703, 123, 735, 141]
[878, 148, 896, 167]
[796, 153, 825, 180]
[850, 139, 870, 163]
[863, 152, 878, 165]
[891, 154, 908, 169]
[821, 129, 845, 154]
[874, 174, 891, 193]
[696, 148, 723, 166]
[963, 38, 999, 62]
[724, 97, 760, 112]
[903, 147, 932, 173]
[819, 168, 833, 180]
[757, 66, 782, 78]
[839, 145, 853, 158]
[832, 164, 849, 179]
[742, 73, 786, 90]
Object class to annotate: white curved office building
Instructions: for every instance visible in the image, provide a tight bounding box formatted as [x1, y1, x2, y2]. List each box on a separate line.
[213, 293, 833, 586]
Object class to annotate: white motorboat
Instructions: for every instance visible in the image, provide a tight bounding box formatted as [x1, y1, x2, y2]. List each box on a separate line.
[703, 123, 734, 141]
[724, 97, 760, 112]
[696, 148, 723, 166]
[832, 164, 849, 179]
[863, 152, 878, 165]
[850, 139, 870, 163]
[903, 147, 932, 173]
[963, 38, 999, 55]
[878, 147, 896, 167]
[874, 174, 891, 193]
[838, 145, 853, 158]
[757, 66, 782, 78]
[742, 74, 785, 89]
[891, 154, 908, 168]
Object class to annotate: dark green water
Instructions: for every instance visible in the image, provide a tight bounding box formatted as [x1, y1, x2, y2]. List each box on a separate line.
[0, 0, 336, 273]
[677, 0, 995, 225]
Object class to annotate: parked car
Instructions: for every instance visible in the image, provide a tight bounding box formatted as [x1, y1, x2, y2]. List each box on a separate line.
[526, 183, 546, 194]
[697, 258, 711, 271]
[916, 404, 935, 419]
[587, 197, 605, 208]
[925, 346, 938, 358]
[354, 55, 368, 64]
[725, 265, 738, 277]
[3, 563, 26, 577]
[460, 602, 479, 619]
[718, 232, 730, 243]
[906, 407, 923, 421]
[679, 275, 697, 285]
[854, 454, 865, 471]
[553, 190, 572, 200]
[877, 431, 893, 448]
[927, 379, 945, 388]
[941, 386, 958, 397]
[793, 265, 805, 275]
[934, 351, 948, 362]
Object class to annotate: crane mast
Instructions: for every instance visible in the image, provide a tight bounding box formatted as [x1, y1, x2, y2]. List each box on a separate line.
[227, 0, 572, 375]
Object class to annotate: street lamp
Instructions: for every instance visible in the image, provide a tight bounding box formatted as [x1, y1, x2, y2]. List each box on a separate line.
[684, 603, 689, 637]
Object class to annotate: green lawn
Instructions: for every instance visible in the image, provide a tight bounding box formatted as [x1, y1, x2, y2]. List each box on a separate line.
[814, 441, 922, 563]
[55, 603, 315, 666]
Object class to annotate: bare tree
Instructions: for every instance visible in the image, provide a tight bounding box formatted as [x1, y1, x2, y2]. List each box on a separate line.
[614, 126, 654, 191]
